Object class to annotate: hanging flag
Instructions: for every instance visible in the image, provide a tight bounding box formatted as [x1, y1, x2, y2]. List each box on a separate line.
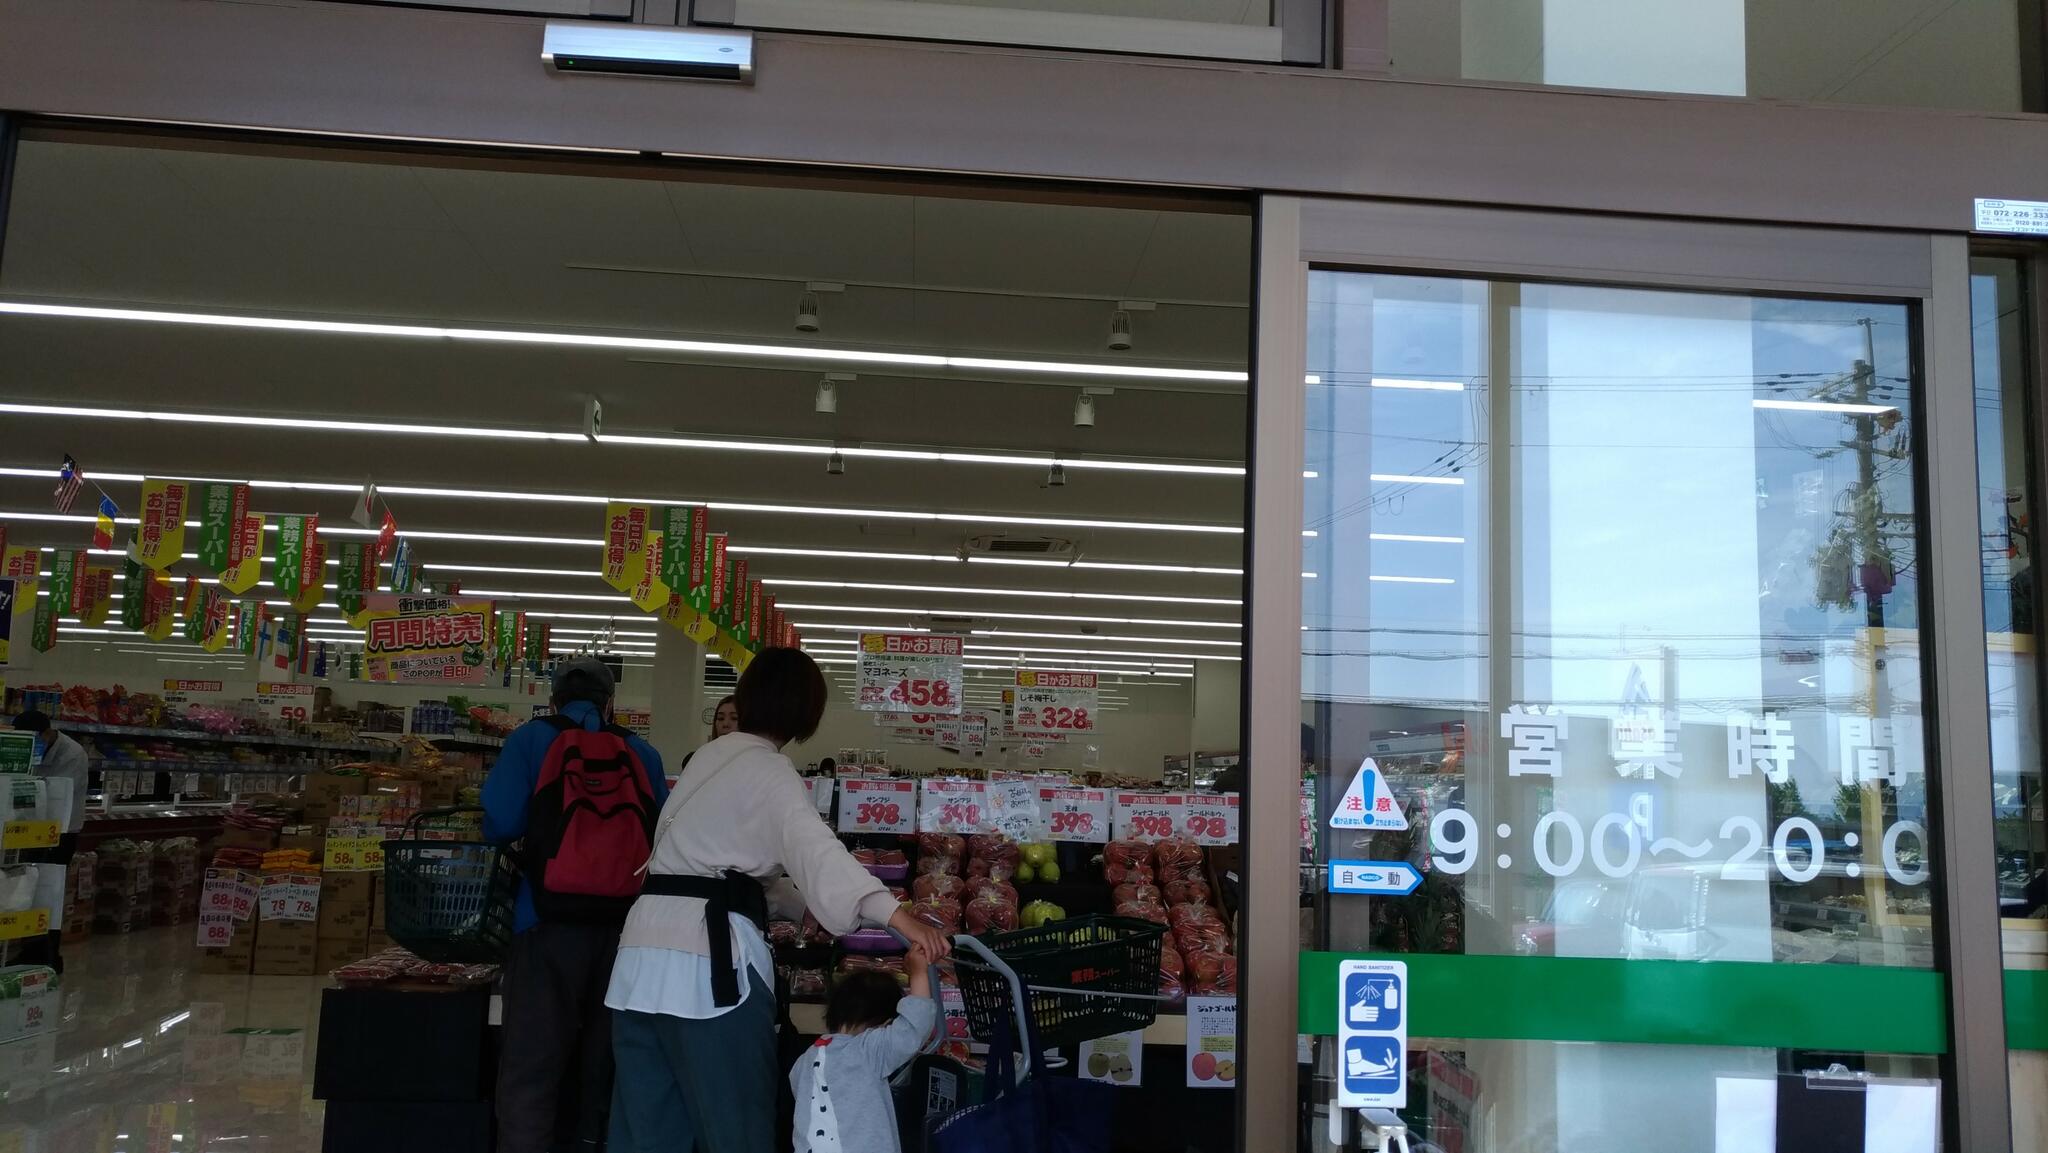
[707, 534, 729, 624]
[236, 601, 261, 654]
[351, 479, 379, 528]
[313, 641, 329, 678]
[731, 558, 750, 635]
[748, 579, 764, 646]
[348, 650, 361, 681]
[54, 455, 84, 513]
[376, 511, 399, 561]
[121, 556, 147, 631]
[0, 579, 13, 664]
[630, 528, 670, 614]
[31, 592, 55, 653]
[601, 503, 656, 594]
[94, 495, 120, 551]
[49, 549, 80, 616]
[130, 479, 191, 572]
[296, 617, 312, 673]
[197, 484, 262, 593]
[82, 566, 114, 627]
[390, 537, 414, 594]
[274, 514, 315, 600]
[0, 547, 34, 605]
[292, 532, 326, 613]
[336, 540, 374, 624]
[271, 614, 300, 672]
[141, 570, 176, 641]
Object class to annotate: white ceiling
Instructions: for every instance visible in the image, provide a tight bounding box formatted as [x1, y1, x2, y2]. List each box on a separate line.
[0, 136, 1253, 678]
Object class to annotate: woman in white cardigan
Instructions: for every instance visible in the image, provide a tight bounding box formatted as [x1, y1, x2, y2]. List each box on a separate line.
[607, 648, 950, 1152]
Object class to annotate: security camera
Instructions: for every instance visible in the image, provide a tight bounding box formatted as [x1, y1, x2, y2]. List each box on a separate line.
[1073, 394, 1096, 429]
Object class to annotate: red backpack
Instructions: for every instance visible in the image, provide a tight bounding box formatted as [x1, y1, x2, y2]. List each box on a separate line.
[522, 716, 660, 923]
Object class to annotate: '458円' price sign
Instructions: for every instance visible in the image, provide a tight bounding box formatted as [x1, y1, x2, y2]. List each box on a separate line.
[838, 778, 915, 835]
[1012, 669, 1098, 736]
[856, 633, 964, 715]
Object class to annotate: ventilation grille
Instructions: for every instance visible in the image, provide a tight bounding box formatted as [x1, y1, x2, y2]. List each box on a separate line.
[963, 534, 1075, 559]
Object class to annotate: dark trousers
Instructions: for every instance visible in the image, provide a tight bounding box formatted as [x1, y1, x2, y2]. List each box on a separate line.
[608, 970, 778, 1153]
[20, 833, 77, 974]
[497, 922, 621, 1153]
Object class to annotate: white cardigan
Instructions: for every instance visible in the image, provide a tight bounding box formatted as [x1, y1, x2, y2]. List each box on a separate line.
[618, 732, 897, 957]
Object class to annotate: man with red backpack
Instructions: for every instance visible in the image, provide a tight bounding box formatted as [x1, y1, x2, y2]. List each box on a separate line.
[484, 657, 670, 1153]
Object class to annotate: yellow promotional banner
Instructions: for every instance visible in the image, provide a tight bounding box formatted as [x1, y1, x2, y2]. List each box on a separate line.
[662, 595, 719, 645]
[142, 569, 176, 641]
[0, 547, 38, 602]
[130, 479, 191, 572]
[362, 594, 495, 684]
[629, 529, 670, 614]
[291, 534, 327, 613]
[222, 513, 263, 595]
[81, 566, 114, 627]
[601, 503, 655, 594]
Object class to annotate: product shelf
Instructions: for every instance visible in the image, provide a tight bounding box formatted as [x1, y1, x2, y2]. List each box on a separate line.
[67, 723, 395, 755]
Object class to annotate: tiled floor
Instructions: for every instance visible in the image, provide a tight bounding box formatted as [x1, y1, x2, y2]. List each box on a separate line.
[0, 927, 330, 1153]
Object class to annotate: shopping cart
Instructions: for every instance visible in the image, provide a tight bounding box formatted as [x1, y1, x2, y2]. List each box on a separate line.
[380, 806, 518, 964]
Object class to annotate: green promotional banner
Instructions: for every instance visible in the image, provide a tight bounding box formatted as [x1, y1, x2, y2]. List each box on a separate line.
[121, 556, 146, 631]
[707, 535, 729, 625]
[336, 540, 369, 621]
[30, 592, 55, 653]
[236, 601, 261, 654]
[687, 508, 709, 609]
[274, 515, 314, 602]
[731, 558, 749, 633]
[661, 506, 692, 595]
[496, 611, 520, 670]
[48, 549, 79, 616]
[196, 483, 262, 592]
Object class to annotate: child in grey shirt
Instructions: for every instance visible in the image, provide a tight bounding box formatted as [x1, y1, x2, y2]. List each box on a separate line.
[792, 943, 940, 1153]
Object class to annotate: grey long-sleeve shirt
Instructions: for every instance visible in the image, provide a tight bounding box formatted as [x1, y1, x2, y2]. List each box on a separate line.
[791, 995, 939, 1153]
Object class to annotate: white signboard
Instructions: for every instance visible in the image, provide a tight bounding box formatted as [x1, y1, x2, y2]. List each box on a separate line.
[1975, 198, 2048, 236]
[1337, 959, 1408, 1108]
[856, 633, 964, 715]
[258, 874, 320, 922]
[986, 779, 1042, 841]
[1113, 792, 1183, 843]
[1184, 996, 1237, 1088]
[1180, 793, 1241, 847]
[1041, 787, 1111, 843]
[255, 681, 314, 726]
[1080, 1030, 1144, 1087]
[919, 779, 989, 835]
[837, 778, 915, 835]
[1011, 670, 1099, 737]
[1329, 758, 1407, 831]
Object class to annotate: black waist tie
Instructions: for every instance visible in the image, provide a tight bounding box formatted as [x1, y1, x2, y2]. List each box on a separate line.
[640, 871, 769, 1008]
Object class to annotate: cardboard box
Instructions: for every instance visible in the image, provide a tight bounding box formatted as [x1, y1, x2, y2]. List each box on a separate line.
[303, 771, 367, 826]
[252, 916, 318, 976]
[278, 830, 325, 858]
[421, 770, 462, 810]
[218, 824, 279, 853]
[321, 871, 373, 912]
[315, 932, 369, 972]
[197, 918, 257, 974]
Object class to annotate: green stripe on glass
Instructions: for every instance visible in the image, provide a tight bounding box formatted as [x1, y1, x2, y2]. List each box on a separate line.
[1299, 952, 1949, 1054]
[2005, 969, 2048, 1050]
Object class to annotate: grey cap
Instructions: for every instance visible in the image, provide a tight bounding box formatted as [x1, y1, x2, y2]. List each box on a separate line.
[552, 656, 617, 699]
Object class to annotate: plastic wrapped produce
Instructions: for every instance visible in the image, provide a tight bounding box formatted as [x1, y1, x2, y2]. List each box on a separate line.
[916, 855, 962, 877]
[1113, 882, 1162, 907]
[1163, 878, 1211, 907]
[1187, 951, 1237, 995]
[1104, 840, 1150, 871]
[1172, 918, 1230, 956]
[908, 896, 961, 933]
[964, 893, 1019, 934]
[965, 858, 1017, 883]
[1114, 899, 1168, 925]
[1159, 941, 1184, 982]
[918, 833, 966, 860]
[969, 880, 1018, 909]
[1152, 837, 1204, 878]
[967, 834, 1022, 868]
[912, 873, 966, 901]
[852, 848, 908, 868]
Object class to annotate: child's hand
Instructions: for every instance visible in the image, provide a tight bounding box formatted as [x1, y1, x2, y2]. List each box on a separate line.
[906, 942, 931, 971]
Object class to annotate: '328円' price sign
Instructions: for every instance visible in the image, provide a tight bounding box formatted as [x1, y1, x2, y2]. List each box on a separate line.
[1012, 669, 1098, 736]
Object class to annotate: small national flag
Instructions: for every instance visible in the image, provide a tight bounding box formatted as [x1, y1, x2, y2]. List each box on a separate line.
[351, 479, 378, 529]
[54, 456, 84, 513]
[93, 495, 119, 550]
[376, 511, 399, 561]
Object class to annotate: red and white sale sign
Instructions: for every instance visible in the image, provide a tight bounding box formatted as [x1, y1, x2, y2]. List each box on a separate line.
[837, 778, 915, 835]
[256, 682, 314, 726]
[1180, 793, 1240, 846]
[919, 779, 989, 834]
[857, 633, 964, 715]
[1012, 670, 1098, 736]
[1041, 787, 1111, 843]
[1113, 792, 1185, 843]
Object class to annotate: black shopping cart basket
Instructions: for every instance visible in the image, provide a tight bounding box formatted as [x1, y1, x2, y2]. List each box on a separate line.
[380, 806, 518, 964]
[951, 914, 1168, 1054]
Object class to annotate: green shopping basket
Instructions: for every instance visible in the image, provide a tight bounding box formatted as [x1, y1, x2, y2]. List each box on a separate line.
[380, 806, 519, 964]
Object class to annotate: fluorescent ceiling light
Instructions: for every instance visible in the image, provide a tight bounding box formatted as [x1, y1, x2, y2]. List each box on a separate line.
[1752, 398, 1899, 416]
[1368, 574, 1456, 585]
[0, 301, 1245, 383]
[780, 604, 1239, 629]
[0, 402, 586, 443]
[1369, 474, 1464, 486]
[1369, 533, 1467, 544]
[964, 556, 1243, 576]
[973, 629, 1238, 648]
[602, 434, 1243, 476]
[1370, 377, 1465, 392]
[761, 578, 1239, 606]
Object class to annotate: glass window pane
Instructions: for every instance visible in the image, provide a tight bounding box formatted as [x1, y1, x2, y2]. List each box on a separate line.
[1297, 271, 1944, 1150]
[1973, 255, 2048, 1148]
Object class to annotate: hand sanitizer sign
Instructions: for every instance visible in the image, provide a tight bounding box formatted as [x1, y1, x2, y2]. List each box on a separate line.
[1329, 758, 1407, 831]
[1337, 958, 1407, 1108]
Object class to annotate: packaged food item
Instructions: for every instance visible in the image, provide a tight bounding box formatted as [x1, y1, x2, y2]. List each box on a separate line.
[1114, 899, 1167, 925]
[918, 833, 966, 860]
[851, 848, 908, 867]
[1163, 878, 1211, 907]
[1103, 840, 1154, 885]
[964, 894, 1018, 934]
[969, 880, 1018, 909]
[912, 873, 966, 902]
[782, 967, 827, 999]
[1187, 951, 1237, 995]
[767, 920, 804, 947]
[908, 896, 961, 933]
[964, 858, 1016, 883]
[915, 855, 961, 877]
[966, 834, 1022, 871]
[1113, 882, 1162, 907]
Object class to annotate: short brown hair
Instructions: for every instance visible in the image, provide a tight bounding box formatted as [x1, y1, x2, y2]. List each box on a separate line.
[734, 647, 828, 745]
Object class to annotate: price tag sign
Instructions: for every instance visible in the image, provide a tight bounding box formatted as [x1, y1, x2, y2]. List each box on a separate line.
[195, 912, 237, 949]
[201, 868, 259, 921]
[0, 908, 50, 941]
[256, 681, 314, 727]
[1042, 787, 1110, 843]
[838, 778, 915, 835]
[1012, 670, 1098, 736]
[1, 820, 59, 850]
[987, 780, 1042, 841]
[322, 836, 384, 872]
[1114, 792, 1186, 843]
[856, 633, 964, 715]
[960, 710, 993, 750]
[259, 873, 320, 922]
[1181, 794, 1240, 846]
[919, 779, 988, 834]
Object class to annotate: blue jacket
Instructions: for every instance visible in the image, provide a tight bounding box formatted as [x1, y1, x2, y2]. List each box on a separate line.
[482, 700, 671, 933]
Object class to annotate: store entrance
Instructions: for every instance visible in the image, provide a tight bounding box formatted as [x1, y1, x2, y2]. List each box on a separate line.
[0, 129, 1252, 1153]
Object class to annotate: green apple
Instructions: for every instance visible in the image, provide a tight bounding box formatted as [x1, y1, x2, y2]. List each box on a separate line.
[1038, 861, 1061, 883]
[1015, 862, 1037, 884]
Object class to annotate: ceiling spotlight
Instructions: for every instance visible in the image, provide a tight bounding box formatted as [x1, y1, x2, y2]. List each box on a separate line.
[1073, 394, 1097, 429]
[795, 291, 822, 333]
[816, 374, 852, 414]
[826, 451, 846, 476]
[1107, 309, 1133, 351]
[1048, 463, 1067, 487]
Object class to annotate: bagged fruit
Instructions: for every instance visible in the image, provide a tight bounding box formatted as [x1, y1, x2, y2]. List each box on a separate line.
[970, 879, 1018, 909]
[1164, 878, 1211, 906]
[1187, 951, 1238, 995]
[1114, 899, 1168, 925]
[1113, 882, 1162, 907]
[965, 858, 1017, 883]
[1173, 919, 1230, 956]
[909, 896, 961, 933]
[1103, 858, 1154, 887]
[919, 833, 967, 860]
[967, 834, 1022, 870]
[1104, 840, 1150, 871]
[916, 855, 962, 877]
[1168, 902, 1223, 932]
[965, 894, 1019, 934]
[1152, 837, 1204, 876]
[912, 873, 966, 901]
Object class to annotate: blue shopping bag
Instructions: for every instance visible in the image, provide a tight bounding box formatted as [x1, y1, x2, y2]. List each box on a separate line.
[925, 1007, 1113, 1153]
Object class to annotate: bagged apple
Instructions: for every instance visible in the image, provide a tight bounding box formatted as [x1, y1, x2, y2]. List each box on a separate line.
[919, 833, 966, 860]
[965, 893, 1019, 934]
[1112, 881, 1162, 907]
[916, 855, 962, 877]
[908, 896, 961, 933]
[912, 873, 965, 901]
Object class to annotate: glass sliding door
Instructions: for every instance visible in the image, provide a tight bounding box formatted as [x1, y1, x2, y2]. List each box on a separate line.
[1241, 198, 2007, 1153]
